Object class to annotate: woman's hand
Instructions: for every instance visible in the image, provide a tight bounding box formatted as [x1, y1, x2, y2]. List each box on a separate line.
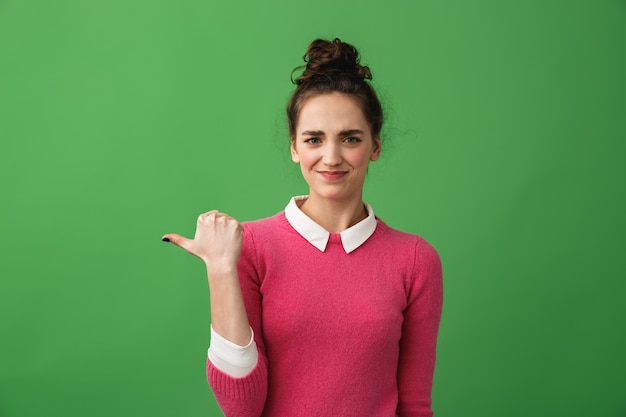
[162, 211, 251, 345]
[162, 210, 243, 269]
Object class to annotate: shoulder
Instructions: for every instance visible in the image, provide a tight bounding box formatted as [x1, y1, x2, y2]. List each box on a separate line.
[373, 218, 442, 282]
[375, 218, 439, 254]
[237, 213, 286, 276]
[241, 212, 291, 238]
[239, 211, 302, 256]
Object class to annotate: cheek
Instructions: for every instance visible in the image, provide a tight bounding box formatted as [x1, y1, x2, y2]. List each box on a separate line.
[296, 149, 318, 168]
[347, 148, 373, 167]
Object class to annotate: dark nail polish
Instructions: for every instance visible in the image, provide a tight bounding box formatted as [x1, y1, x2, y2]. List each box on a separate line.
[162, 237, 170, 242]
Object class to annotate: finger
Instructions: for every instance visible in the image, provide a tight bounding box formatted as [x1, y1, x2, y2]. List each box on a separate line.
[161, 233, 194, 252]
[198, 210, 219, 224]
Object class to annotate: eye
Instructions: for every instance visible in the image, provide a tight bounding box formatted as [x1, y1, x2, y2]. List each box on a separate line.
[344, 136, 362, 144]
[304, 138, 321, 144]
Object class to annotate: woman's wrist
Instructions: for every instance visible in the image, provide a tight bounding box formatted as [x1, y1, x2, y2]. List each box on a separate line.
[205, 262, 239, 280]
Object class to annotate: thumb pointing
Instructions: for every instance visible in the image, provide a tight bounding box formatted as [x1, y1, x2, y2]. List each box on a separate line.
[161, 233, 193, 252]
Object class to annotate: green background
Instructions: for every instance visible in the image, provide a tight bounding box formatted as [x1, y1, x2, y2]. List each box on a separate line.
[1, 0, 625, 416]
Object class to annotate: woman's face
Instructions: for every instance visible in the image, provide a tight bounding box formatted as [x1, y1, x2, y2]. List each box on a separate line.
[291, 92, 381, 203]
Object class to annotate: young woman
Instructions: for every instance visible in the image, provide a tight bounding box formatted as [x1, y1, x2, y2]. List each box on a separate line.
[162, 38, 443, 417]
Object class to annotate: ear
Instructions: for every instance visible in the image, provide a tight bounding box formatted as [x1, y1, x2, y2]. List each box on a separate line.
[370, 136, 382, 161]
[290, 139, 300, 163]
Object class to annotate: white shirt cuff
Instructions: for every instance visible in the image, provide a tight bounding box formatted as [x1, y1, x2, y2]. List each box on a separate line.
[208, 325, 258, 378]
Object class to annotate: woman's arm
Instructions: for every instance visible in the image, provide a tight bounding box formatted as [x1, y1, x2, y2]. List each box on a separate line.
[206, 223, 268, 416]
[397, 237, 444, 417]
[163, 210, 251, 345]
[163, 212, 268, 416]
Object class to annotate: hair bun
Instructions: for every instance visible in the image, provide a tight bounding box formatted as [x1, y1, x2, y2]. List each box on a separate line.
[293, 38, 372, 84]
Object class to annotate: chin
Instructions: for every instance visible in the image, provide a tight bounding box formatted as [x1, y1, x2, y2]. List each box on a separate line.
[310, 188, 357, 202]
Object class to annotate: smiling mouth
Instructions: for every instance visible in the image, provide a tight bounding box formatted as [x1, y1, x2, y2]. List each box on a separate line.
[317, 171, 348, 180]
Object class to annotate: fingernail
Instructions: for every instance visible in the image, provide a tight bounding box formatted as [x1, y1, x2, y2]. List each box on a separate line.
[162, 237, 170, 242]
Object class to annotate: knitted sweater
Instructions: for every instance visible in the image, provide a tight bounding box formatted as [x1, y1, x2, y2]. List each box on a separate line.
[206, 211, 443, 417]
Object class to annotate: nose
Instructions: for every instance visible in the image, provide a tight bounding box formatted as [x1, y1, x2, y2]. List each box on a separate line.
[322, 142, 342, 166]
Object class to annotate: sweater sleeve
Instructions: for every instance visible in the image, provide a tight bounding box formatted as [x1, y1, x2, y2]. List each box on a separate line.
[206, 224, 268, 417]
[208, 325, 258, 377]
[397, 237, 444, 417]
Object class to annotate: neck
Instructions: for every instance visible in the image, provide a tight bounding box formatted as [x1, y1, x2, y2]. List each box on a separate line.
[299, 195, 368, 234]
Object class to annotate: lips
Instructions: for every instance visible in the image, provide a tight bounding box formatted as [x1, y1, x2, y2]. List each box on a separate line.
[318, 171, 348, 180]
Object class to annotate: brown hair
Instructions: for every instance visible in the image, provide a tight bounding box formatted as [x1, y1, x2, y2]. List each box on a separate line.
[287, 38, 383, 141]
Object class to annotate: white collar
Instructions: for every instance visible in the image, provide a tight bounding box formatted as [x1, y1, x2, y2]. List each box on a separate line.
[284, 196, 377, 254]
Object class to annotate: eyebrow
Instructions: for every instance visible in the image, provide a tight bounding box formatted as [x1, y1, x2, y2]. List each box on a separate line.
[300, 129, 365, 137]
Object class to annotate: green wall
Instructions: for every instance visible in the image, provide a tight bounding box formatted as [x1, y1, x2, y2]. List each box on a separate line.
[1, 1, 624, 416]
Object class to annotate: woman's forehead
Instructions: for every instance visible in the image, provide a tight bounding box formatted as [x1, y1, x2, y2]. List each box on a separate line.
[297, 93, 369, 134]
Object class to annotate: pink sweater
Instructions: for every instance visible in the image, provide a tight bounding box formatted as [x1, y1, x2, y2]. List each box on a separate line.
[207, 212, 443, 417]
